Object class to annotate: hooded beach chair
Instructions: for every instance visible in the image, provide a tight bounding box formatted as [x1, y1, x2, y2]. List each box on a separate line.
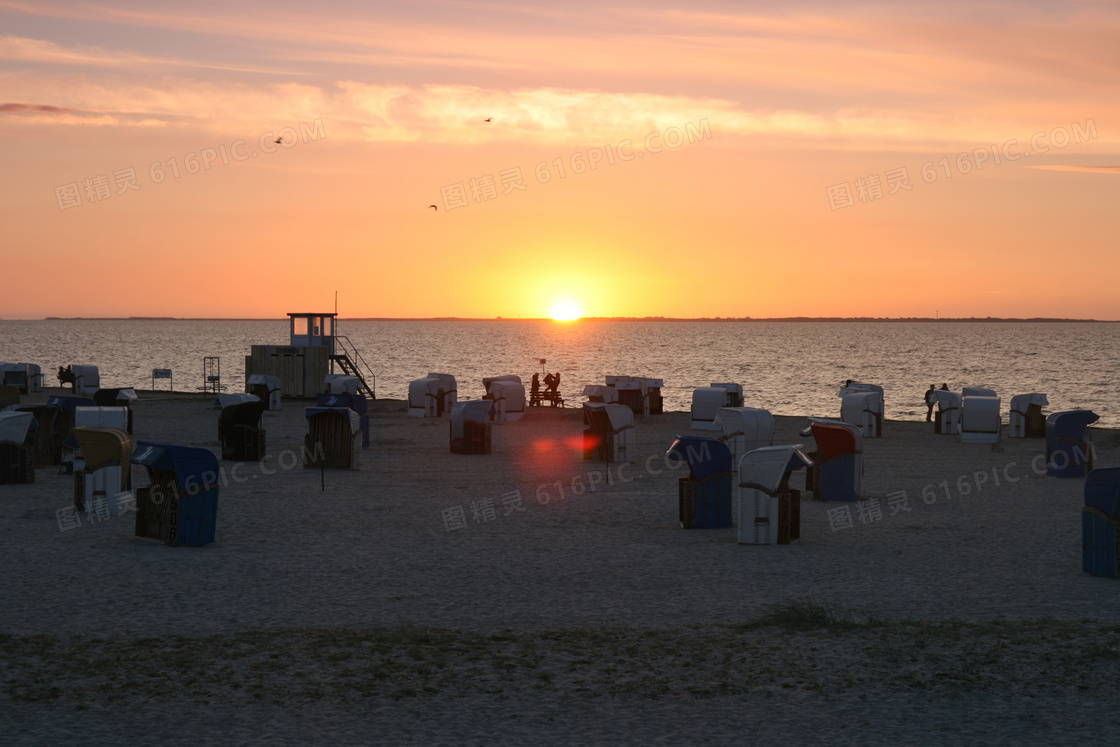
[246, 374, 282, 411]
[689, 387, 727, 431]
[71, 365, 100, 395]
[304, 407, 362, 470]
[840, 390, 883, 438]
[960, 395, 1001, 444]
[408, 374, 456, 418]
[1, 363, 28, 394]
[710, 382, 743, 408]
[643, 379, 664, 414]
[931, 390, 962, 435]
[1046, 410, 1100, 478]
[1082, 467, 1120, 578]
[486, 379, 526, 422]
[218, 400, 267, 461]
[63, 406, 128, 473]
[713, 406, 774, 483]
[72, 426, 132, 514]
[962, 386, 997, 398]
[317, 393, 369, 447]
[582, 403, 636, 464]
[606, 376, 650, 417]
[737, 444, 812, 545]
[581, 385, 620, 404]
[0, 411, 36, 484]
[93, 388, 138, 433]
[131, 441, 220, 546]
[1009, 393, 1048, 438]
[450, 400, 493, 454]
[322, 374, 361, 396]
[667, 436, 733, 529]
[25, 364, 43, 393]
[44, 396, 95, 466]
[808, 419, 863, 502]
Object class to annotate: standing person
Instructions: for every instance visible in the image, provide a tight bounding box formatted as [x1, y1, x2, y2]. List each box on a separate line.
[925, 384, 937, 422]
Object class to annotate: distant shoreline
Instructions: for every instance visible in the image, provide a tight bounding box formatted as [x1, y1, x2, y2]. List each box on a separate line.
[8, 316, 1117, 323]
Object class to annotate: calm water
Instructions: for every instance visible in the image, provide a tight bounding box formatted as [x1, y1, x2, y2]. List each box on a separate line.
[1, 320, 1116, 426]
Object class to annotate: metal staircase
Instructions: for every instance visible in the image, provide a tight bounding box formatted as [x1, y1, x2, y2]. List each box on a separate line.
[330, 335, 376, 400]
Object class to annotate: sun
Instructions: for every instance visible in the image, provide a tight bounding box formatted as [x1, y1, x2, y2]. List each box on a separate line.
[550, 300, 581, 321]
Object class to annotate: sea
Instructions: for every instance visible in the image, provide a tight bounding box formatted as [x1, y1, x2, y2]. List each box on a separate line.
[1, 320, 1116, 427]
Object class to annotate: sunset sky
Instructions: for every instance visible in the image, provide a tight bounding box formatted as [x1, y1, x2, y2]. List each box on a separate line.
[2, 0, 1118, 319]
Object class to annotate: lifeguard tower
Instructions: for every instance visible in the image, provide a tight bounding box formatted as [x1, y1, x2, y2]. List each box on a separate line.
[245, 312, 375, 399]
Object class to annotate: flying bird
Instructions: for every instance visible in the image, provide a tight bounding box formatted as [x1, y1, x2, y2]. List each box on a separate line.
[274, 135, 284, 144]
[428, 204, 438, 211]
[484, 117, 492, 123]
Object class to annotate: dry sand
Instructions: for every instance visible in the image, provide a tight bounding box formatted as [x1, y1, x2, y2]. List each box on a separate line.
[3, 389, 1120, 745]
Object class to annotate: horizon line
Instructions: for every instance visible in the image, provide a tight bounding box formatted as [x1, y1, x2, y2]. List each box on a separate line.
[5, 316, 1116, 323]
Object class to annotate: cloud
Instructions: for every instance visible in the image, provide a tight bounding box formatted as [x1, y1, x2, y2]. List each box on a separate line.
[1025, 164, 1120, 173]
[0, 102, 75, 114]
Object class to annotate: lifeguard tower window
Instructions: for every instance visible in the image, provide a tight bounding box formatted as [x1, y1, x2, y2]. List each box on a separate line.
[293, 317, 309, 336]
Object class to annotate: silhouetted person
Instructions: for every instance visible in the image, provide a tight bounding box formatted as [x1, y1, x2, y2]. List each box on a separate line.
[925, 384, 937, 422]
[939, 383, 949, 390]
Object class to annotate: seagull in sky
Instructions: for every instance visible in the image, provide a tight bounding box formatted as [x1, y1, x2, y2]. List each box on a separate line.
[484, 117, 492, 123]
[428, 204, 438, 211]
[274, 135, 284, 144]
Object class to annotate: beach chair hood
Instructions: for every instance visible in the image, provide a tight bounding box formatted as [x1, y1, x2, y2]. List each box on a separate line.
[737, 444, 812, 495]
[666, 436, 732, 480]
[131, 440, 220, 492]
[0, 411, 36, 445]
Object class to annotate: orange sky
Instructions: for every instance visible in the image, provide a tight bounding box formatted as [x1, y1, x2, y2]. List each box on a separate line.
[2, 1, 1119, 319]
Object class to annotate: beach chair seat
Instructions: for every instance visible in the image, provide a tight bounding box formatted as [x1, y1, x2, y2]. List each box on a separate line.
[710, 383, 743, 408]
[1, 363, 29, 394]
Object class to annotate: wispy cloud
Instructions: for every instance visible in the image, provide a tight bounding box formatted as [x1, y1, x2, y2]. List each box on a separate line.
[1026, 164, 1120, 173]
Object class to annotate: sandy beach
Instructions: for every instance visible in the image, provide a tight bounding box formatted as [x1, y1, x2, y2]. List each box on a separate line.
[3, 389, 1120, 745]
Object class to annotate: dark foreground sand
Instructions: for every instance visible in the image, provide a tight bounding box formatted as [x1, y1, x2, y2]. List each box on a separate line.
[2, 390, 1120, 745]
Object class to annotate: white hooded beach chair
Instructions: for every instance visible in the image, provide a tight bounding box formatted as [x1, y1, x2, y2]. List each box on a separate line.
[932, 391, 962, 434]
[582, 403, 636, 463]
[322, 374, 361, 396]
[710, 382, 743, 408]
[962, 386, 997, 398]
[961, 395, 1001, 444]
[606, 376, 650, 417]
[246, 374, 282, 411]
[66, 406, 129, 472]
[408, 374, 457, 418]
[1009, 393, 1048, 438]
[714, 406, 774, 482]
[581, 385, 620, 404]
[451, 399, 492, 454]
[487, 379, 526, 422]
[840, 390, 883, 438]
[72, 365, 100, 395]
[690, 387, 727, 430]
[736, 444, 811, 545]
